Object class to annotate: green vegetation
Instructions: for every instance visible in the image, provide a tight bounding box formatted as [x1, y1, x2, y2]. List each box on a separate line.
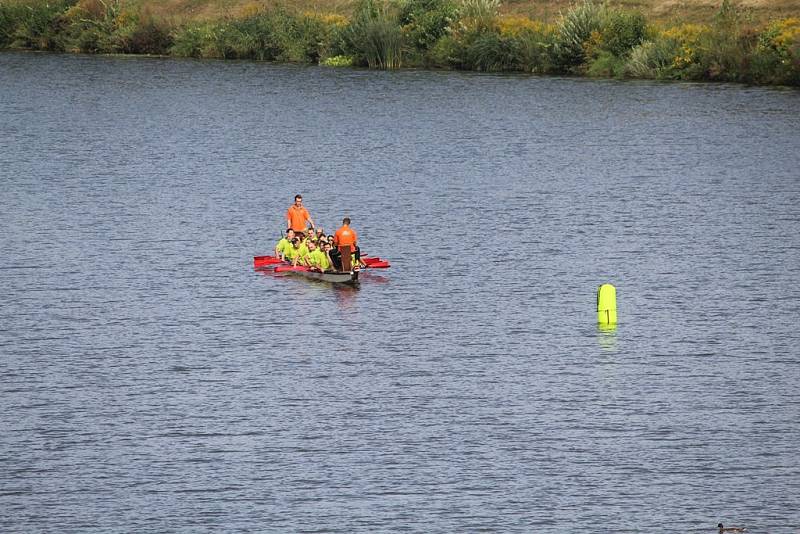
[344, 0, 404, 68]
[170, 9, 330, 61]
[1, 0, 798, 85]
[0, 0, 73, 50]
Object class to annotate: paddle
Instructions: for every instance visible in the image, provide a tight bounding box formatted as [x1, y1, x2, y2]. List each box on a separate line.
[254, 256, 284, 268]
[360, 256, 390, 268]
[256, 254, 390, 270]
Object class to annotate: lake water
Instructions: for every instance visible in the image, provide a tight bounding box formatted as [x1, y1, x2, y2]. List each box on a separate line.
[1, 51, 799, 532]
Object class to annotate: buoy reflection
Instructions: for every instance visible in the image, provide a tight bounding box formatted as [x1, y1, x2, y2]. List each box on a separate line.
[597, 323, 617, 351]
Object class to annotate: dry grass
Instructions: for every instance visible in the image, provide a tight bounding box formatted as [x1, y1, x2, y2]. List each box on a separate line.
[122, 0, 797, 25]
[137, 0, 358, 20]
[499, 0, 799, 25]
[4, 0, 796, 23]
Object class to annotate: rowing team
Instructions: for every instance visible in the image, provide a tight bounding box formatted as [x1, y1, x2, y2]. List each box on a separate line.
[275, 227, 364, 272]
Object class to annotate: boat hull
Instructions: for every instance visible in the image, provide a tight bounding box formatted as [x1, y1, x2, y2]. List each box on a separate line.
[252, 256, 362, 284]
[285, 268, 359, 284]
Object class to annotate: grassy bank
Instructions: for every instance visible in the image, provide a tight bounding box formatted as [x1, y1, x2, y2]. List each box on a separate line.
[1, 0, 798, 85]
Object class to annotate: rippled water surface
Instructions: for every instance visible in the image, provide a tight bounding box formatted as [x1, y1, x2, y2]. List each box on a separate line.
[2, 51, 800, 532]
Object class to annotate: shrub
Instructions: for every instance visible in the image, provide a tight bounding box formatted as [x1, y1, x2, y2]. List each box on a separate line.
[220, 15, 281, 59]
[462, 30, 515, 70]
[553, 1, 607, 69]
[60, 0, 172, 54]
[246, 11, 328, 62]
[426, 9, 556, 72]
[1, 0, 72, 50]
[691, 0, 754, 81]
[344, 0, 403, 68]
[170, 22, 250, 59]
[752, 18, 800, 84]
[169, 23, 211, 57]
[293, 14, 331, 62]
[170, 10, 329, 62]
[602, 10, 646, 57]
[509, 24, 557, 73]
[646, 23, 709, 79]
[624, 39, 676, 78]
[112, 11, 173, 54]
[62, 0, 120, 52]
[427, 32, 461, 67]
[586, 49, 625, 76]
[0, 3, 27, 48]
[552, 2, 647, 72]
[399, 0, 456, 52]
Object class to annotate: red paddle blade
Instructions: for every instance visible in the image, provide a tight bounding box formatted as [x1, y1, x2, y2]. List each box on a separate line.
[362, 257, 383, 265]
[367, 261, 390, 268]
[254, 256, 283, 268]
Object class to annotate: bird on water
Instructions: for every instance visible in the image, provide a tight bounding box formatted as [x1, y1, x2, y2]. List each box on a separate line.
[718, 523, 746, 533]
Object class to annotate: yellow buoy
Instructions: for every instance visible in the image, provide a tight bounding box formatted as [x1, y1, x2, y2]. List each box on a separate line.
[597, 283, 617, 326]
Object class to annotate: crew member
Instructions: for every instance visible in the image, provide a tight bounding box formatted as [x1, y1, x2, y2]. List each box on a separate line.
[333, 217, 358, 271]
[284, 238, 302, 265]
[275, 229, 295, 260]
[295, 238, 310, 265]
[286, 194, 315, 234]
[309, 241, 332, 272]
[297, 239, 317, 267]
[327, 243, 342, 271]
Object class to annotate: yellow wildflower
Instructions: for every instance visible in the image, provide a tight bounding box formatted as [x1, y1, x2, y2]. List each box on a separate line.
[497, 15, 544, 37]
[661, 23, 708, 45]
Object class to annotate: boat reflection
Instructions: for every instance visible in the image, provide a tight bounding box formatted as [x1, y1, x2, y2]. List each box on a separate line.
[333, 283, 359, 310]
[359, 271, 390, 283]
[256, 267, 290, 281]
[257, 264, 391, 315]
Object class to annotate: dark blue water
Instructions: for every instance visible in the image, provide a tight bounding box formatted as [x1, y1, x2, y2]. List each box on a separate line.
[2, 51, 800, 532]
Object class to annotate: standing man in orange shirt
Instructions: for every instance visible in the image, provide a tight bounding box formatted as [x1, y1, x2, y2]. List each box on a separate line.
[333, 217, 358, 271]
[286, 194, 315, 235]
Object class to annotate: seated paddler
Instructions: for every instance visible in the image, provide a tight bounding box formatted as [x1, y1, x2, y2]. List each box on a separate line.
[284, 238, 302, 265]
[308, 241, 332, 272]
[275, 229, 295, 260]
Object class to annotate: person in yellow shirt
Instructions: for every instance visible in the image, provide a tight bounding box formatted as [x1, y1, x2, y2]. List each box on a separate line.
[302, 232, 317, 248]
[274, 229, 295, 260]
[297, 238, 309, 261]
[321, 242, 334, 271]
[294, 239, 318, 267]
[309, 241, 333, 272]
[284, 238, 302, 265]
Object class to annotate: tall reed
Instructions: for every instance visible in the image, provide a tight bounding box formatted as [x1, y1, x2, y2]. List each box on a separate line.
[457, 0, 499, 33]
[345, 0, 403, 69]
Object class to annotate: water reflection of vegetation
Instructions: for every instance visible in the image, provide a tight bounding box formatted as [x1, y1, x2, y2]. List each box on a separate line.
[1, 0, 798, 85]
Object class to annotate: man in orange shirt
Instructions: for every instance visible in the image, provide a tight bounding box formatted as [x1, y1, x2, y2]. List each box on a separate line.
[286, 194, 315, 234]
[333, 217, 358, 271]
